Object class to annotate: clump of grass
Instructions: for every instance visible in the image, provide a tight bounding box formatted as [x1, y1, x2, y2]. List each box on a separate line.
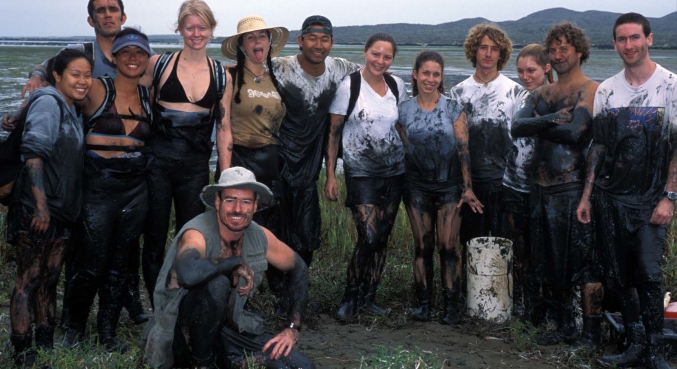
[509, 319, 538, 352]
[358, 345, 441, 368]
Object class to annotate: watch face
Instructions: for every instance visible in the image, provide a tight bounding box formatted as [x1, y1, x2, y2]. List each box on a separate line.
[669, 193, 677, 201]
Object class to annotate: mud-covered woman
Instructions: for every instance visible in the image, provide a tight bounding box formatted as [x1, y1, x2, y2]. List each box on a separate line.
[396, 51, 482, 324]
[502, 44, 552, 322]
[62, 29, 153, 352]
[6, 49, 92, 367]
[219, 15, 288, 229]
[325, 33, 408, 321]
[140, 0, 232, 305]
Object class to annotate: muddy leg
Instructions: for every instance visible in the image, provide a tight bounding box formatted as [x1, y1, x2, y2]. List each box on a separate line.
[438, 202, 462, 325]
[404, 196, 435, 321]
[34, 236, 68, 350]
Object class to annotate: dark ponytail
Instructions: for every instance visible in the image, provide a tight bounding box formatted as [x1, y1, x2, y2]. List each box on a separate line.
[266, 48, 285, 106]
[233, 36, 246, 104]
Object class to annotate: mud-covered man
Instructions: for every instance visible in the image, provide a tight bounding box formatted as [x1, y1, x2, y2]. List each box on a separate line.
[144, 167, 314, 369]
[449, 24, 525, 251]
[512, 22, 603, 346]
[268, 16, 358, 313]
[576, 13, 676, 369]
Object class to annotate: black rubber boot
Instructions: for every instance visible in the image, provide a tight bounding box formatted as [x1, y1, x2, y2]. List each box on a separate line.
[122, 273, 151, 325]
[645, 334, 670, 369]
[65, 273, 100, 348]
[360, 282, 391, 316]
[598, 322, 645, 368]
[522, 285, 545, 326]
[574, 314, 602, 347]
[440, 288, 461, 325]
[97, 273, 130, 353]
[535, 305, 576, 345]
[34, 325, 55, 351]
[334, 286, 359, 322]
[411, 284, 431, 322]
[11, 333, 36, 368]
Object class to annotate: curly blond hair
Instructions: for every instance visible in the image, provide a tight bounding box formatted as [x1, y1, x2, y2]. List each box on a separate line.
[463, 24, 513, 71]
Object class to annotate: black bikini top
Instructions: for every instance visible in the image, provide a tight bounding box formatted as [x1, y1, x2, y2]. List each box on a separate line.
[158, 51, 218, 109]
[89, 103, 151, 141]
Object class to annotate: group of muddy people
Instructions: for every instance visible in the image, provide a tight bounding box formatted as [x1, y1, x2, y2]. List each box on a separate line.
[0, 0, 675, 367]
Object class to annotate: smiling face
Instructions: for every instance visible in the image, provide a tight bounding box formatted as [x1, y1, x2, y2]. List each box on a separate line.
[53, 58, 93, 106]
[475, 35, 500, 73]
[363, 40, 394, 78]
[298, 27, 333, 65]
[113, 46, 149, 79]
[613, 23, 653, 68]
[179, 14, 212, 51]
[548, 36, 583, 76]
[215, 188, 258, 233]
[413, 60, 443, 96]
[517, 55, 550, 91]
[87, 0, 126, 38]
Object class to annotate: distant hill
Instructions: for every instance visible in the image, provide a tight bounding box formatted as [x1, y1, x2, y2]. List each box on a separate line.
[282, 8, 677, 49]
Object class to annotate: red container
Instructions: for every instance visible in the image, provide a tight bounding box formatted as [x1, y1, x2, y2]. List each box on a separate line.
[666, 302, 677, 319]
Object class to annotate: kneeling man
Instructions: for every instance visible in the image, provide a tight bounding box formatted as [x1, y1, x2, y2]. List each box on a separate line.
[144, 167, 315, 369]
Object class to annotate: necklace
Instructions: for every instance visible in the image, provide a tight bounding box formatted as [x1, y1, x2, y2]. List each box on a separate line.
[474, 72, 499, 87]
[417, 92, 440, 109]
[244, 66, 265, 83]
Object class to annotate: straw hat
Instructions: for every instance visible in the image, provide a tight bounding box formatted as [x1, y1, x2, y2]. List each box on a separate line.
[221, 15, 289, 60]
[200, 167, 273, 210]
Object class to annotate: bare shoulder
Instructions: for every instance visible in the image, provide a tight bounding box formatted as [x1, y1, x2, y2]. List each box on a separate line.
[177, 229, 207, 257]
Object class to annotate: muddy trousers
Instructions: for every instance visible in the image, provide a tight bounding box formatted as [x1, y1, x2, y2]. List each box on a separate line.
[267, 181, 320, 306]
[144, 155, 209, 307]
[9, 203, 72, 355]
[67, 174, 147, 340]
[172, 275, 315, 369]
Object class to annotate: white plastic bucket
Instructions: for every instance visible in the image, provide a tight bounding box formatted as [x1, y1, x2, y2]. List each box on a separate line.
[466, 237, 513, 323]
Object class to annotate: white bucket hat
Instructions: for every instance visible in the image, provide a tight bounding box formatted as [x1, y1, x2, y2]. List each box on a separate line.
[221, 15, 289, 61]
[200, 167, 273, 210]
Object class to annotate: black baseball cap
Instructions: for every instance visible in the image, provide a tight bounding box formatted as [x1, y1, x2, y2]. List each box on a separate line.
[301, 15, 333, 37]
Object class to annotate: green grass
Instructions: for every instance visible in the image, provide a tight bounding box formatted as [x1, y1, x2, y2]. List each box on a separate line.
[358, 345, 442, 368]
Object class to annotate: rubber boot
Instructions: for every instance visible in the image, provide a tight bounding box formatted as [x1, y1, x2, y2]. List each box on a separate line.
[411, 284, 431, 322]
[64, 273, 100, 348]
[512, 283, 525, 318]
[522, 283, 545, 326]
[535, 304, 576, 345]
[334, 286, 359, 322]
[574, 314, 602, 347]
[11, 333, 36, 368]
[122, 273, 151, 325]
[645, 334, 670, 369]
[598, 322, 645, 368]
[34, 325, 54, 351]
[360, 282, 391, 316]
[440, 288, 461, 325]
[97, 273, 130, 353]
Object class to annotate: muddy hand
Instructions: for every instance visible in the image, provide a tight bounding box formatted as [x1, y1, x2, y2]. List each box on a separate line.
[555, 107, 574, 123]
[458, 188, 483, 213]
[262, 328, 298, 360]
[21, 75, 48, 98]
[232, 261, 254, 295]
[324, 177, 338, 202]
[2, 111, 19, 131]
[650, 197, 674, 225]
[31, 205, 50, 234]
[576, 198, 592, 224]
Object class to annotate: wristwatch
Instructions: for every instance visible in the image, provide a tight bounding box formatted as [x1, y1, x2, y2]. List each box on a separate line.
[664, 191, 677, 201]
[285, 321, 301, 332]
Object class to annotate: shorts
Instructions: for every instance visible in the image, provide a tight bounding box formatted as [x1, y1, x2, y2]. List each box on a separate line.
[344, 174, 404, 208]
[404, 180, 463, 208]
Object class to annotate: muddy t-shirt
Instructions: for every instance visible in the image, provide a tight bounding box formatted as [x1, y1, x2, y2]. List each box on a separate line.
[329, 71, 408, 178]
[449, 74, 525, 183]
[593, 64, 677, 207]
[503, 94, 533, 192]
[272, 56, 359, 186]
[398, 95, 464, 185]
[230, 71, 286, 148]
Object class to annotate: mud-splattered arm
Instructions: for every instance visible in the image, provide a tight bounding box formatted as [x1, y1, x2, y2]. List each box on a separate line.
[395, 122, 410, 152]
[324, 114, 346, 201]
[175, 230, 249, 289]
[216, 70, 234, 172]
[454, 112, 484, 213]
[539, 81, 600, 144]
[511, 91, 566, 138]
[26, 158, 50, 233]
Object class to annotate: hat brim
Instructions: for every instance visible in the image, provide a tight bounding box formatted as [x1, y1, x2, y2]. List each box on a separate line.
[221, 26, 289, 61]
[200, 182, 274, 211]
[112, 40, 152, 55]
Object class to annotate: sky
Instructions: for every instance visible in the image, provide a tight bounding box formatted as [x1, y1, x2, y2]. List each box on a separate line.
[0, 0, 675, 37]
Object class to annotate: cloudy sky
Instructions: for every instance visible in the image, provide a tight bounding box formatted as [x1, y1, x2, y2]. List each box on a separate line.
[0, 0, 674, 37]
